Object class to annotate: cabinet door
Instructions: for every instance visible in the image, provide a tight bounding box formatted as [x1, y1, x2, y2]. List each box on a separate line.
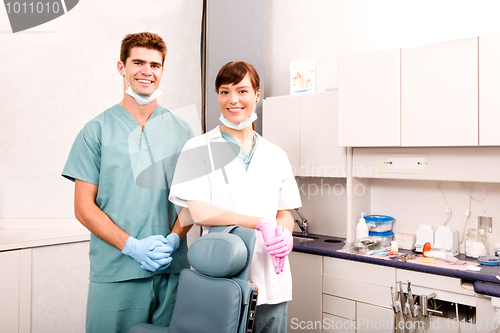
[479, 32, 500, 145]
[476, 297, 498, 333]
[300, 91, 346, 177]
[0, 251, 20, 333]
[262, 95, 300, 175]
[338, 48, 401, 147]
[287, 252, 322, 333]
[401, 37, 478, 146]
[0, 249, 31, 333]
[356, 302, 394, 333]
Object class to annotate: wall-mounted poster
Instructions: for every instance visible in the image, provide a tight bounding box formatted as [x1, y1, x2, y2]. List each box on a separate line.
[290, 61, 315, 94]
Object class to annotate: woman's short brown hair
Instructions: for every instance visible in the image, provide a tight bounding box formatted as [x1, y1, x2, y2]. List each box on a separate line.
[215, 61, 260, 93]
[120, 32, 167, 66]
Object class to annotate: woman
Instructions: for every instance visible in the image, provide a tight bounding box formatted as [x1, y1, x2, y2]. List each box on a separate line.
[169, 61, 301, 332]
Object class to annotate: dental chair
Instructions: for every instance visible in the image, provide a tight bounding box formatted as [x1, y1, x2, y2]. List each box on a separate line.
[128, 225, 258, 333]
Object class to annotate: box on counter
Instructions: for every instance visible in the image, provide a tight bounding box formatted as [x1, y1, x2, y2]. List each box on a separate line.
[394, 233, 416, 250]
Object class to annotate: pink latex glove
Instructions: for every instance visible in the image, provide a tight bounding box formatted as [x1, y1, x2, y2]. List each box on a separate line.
[256, 218, 280, 272]
[265, 226, 293, 273]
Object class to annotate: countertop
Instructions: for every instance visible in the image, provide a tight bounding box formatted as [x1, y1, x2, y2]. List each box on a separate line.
[292, 233, 500, 298]
[0, 219, 90, 251]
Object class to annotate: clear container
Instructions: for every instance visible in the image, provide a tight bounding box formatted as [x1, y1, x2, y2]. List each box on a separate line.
[465, 228, 488, 258]
[364, 215, 395, 232]
[369, 231, 394, 247]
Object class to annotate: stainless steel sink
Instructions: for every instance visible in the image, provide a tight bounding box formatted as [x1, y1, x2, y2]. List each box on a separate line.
[293, 236, 317, 243]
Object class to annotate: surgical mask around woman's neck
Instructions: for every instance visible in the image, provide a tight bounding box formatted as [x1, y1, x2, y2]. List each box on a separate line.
[219, 112, 258, 130]
[122, 63, 162, 105]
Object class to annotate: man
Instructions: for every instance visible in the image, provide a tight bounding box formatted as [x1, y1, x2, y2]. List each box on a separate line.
[62, 32, 193, 333]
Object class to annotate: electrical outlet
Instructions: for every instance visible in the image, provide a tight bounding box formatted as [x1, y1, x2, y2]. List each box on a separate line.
[478, 216, 493, 233]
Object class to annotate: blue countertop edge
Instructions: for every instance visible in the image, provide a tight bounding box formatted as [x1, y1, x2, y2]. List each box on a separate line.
[292, 233, 500, 298]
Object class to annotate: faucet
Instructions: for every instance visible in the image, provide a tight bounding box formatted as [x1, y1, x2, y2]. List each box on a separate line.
[294, 208, 309, 236]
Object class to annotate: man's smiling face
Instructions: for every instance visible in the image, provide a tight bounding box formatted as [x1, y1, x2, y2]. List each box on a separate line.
[123, 47, 163, 97]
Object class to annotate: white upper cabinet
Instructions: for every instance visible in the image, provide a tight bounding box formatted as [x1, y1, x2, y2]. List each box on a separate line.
[262, 95, 301, 173]
[301, 91, 346, 177]
[263, 91, 346, 177]
[479, 32, 500, 146]
[338, 48, 401, 147]
[400, 38, 478, 146]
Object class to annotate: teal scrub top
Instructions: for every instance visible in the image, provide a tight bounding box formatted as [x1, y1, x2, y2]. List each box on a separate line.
[220, 130, 259, 171]
[62, 104, 194, 282]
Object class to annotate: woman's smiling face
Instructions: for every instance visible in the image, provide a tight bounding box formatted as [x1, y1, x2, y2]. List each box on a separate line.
[218, 73, 260, 125]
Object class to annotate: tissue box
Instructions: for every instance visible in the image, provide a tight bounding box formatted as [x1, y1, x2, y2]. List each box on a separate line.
[394, 233, 416, 250]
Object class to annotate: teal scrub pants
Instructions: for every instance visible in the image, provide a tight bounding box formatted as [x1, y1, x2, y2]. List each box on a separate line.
[86, 273, 179, 333]
[254, 302, 288, 333]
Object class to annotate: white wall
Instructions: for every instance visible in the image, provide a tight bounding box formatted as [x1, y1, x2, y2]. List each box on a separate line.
[294, 178, 347, 237]
[371, 179, 500, 255]
[265, 0, 500, 244]
[0, 0, 203, 219]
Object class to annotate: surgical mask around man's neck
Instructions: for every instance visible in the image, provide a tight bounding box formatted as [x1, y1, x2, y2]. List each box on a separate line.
[122, 63, 162, 105]
[219, 112, 258, 130]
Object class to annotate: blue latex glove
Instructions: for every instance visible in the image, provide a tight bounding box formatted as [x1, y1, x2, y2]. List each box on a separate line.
[144, 233, 180, 272]
[121, 235, 167, 272]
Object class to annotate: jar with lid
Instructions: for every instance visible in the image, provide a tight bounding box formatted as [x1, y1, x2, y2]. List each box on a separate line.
[465, 228, 488, 258]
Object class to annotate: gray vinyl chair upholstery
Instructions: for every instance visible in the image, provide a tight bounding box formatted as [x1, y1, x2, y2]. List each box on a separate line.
[128, 225, 258, 333]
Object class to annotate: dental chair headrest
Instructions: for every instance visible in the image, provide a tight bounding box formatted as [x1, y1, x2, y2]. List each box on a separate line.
[188, 228, 248, 278]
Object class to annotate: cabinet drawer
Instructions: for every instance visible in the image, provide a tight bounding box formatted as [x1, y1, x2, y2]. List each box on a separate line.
[322, 312, 356, 333]
[324, 257, 395, 287]
[397, 269, 475, 297]
[322, 294, 355, 320]
[357, 302, 394, 333]
[323, 275, 392, 309]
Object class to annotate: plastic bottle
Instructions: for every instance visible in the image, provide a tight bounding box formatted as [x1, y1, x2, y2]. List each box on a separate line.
[355, 212, 368, 240]
[391, 241, 399, 253]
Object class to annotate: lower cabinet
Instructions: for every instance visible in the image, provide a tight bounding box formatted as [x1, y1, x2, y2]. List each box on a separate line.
[0, 249, 31, 333]
[290, 254, 500, 333]
[322, 257, 396, 333]
[0, 242, 90, 333]
[288, 251, 323, 332]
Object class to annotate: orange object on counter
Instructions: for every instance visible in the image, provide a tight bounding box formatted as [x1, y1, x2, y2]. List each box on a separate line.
[423, 242, 431, 256]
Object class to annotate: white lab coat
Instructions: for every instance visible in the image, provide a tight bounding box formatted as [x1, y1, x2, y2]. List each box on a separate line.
[169, 126, 302, 305]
